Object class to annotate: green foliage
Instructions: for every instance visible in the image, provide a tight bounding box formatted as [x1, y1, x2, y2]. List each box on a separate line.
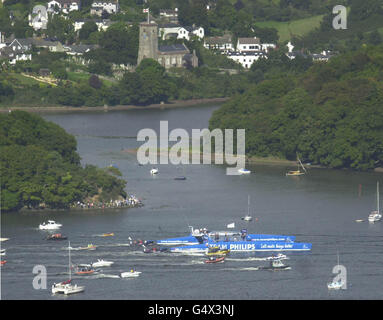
[0, 111, 127, 212]
[210, 45, 383, 170]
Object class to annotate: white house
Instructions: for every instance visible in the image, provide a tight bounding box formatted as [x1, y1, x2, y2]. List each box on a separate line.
[226, 51, 267, 69]
[0, 39, 33, 65]
[159, 8, 178, 23]
[159, 24, 204, 41]
[0, 32, 6, 49]
[47, 0, 81, 14]
[203, 34, 233, 52]
[236, 37, 261, 52]
[91, 1, 119, 16]
[74, 19, 114, 32]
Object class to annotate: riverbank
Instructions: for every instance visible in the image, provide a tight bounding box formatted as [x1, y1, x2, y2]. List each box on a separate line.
[0, 97, 229, 113]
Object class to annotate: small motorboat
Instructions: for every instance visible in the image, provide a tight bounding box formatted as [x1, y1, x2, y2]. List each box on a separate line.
[355, 219, 364, 223]
[0, 260, 7, 266]
[46, 233, 67, 240]
[266, 253, 288, 261]
[39, 220, 62, 230]
[259, 259, 291, 271]
[101, 233, 114, 237]
[0, 249, 6, 256]
[120, 270, 141, 278]
[327, 279, 345, 290]
[78, 244, 97, 250]
[74, 264, 96, 275]
[0, 238, 9, 242]
[241, 215, 253, 222]
[206, 246, 230, 256]
[238, 168, 251, 175]
[91, 259, 114, 268]
[174, 176, 186, 180]
[205, 256, 225, 264]
[150, 168, 159, 175]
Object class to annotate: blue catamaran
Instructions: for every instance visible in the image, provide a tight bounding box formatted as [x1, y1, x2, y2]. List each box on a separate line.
[153, 226, 310, 252]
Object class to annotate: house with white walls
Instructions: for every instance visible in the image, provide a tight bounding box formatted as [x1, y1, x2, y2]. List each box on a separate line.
[90, 0, 120, 16]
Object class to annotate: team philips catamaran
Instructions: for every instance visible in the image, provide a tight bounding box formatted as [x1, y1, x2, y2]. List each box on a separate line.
[151, 226, 311, 253]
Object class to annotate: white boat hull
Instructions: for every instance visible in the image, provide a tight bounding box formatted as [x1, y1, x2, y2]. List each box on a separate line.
[92, 261, 114, 268]
[120, 271, 141, 278]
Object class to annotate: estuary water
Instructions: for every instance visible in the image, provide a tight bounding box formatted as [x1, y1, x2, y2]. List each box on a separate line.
[1, 103, 383, 300]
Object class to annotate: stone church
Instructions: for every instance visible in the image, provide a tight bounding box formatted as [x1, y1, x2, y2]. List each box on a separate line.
[137, 21, 198, 69]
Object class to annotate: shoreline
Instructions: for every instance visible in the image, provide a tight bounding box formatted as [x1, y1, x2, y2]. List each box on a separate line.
[0, 97, 229, 113]
[124, 148, 383, 172]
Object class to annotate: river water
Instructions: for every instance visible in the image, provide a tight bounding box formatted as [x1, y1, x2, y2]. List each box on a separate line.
[1, 104, 383, 300]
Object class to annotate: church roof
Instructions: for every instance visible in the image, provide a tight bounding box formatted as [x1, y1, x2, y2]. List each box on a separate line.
[158, 43, 189, 54]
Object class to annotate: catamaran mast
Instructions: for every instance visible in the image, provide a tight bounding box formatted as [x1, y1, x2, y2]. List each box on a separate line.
[377, 182, 380, 213]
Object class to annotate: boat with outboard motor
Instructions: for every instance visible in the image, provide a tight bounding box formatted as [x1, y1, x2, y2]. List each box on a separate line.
[205, 246, 230, 256]
[121, 270, 141, 278]
[205, 256, 225, 264]
[46, 233, 67, 240]
[259, 259, 291, 271]
[91, 259, 114, 268]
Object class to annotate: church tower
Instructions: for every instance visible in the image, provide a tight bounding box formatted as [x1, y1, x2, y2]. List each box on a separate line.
[137, 22, 158, 66]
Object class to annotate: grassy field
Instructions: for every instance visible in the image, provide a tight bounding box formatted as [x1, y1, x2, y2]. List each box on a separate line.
[9, 73, 43, 86]
[255, 14, 324, 43]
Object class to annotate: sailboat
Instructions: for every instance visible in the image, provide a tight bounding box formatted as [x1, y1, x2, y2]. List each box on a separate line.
[368, 182, 382, 223]
[241, 195, 253, 221]
[327, 252, 346, 290]
[52, 241, 85, 295]
[286, 153, 307, 176]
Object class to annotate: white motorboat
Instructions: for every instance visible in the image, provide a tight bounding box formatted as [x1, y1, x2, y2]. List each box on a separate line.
[91, 259, 114, 268]
[266, 253, 288, 261]
[0, 238, 10, 242]
[238, 168, 251, 175]
[120, 270, 141, 278]
[226, 222, 235, 229]
[327, 251, 346, 290]
[327, 279, 345, 290]
[368, 182, 382, 223]
[39, 220, 62, 230]
[0, 249, 5, 256]
[52, 241, 84, 295]
[260, 259, 291, 270]
[150, 168, 158, 175]
[241, 215, 252, 221]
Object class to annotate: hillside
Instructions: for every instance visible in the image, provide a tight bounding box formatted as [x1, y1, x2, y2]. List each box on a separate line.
[209, 45, 383, 170]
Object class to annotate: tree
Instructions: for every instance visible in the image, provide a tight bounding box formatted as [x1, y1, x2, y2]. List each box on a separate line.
[79, 21, 98, 40]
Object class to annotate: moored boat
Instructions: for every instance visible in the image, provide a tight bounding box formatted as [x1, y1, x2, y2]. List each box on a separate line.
[368, 182, 382, 223]
[150, 168, 158, 175]
[0, 260, 7, 266]
[286, 154, 307, 176]
[238, 168, 251, 175]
